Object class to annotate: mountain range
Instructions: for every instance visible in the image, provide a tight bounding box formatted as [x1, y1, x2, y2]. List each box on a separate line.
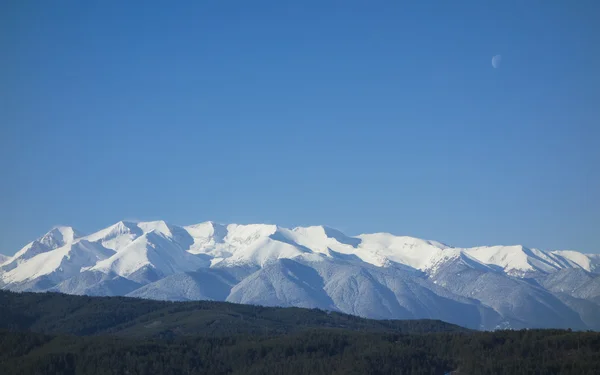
[1, 220, 599, 330]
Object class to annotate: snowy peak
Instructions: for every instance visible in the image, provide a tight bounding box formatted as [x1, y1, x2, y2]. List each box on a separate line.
[426, 249, 500, 276]
[185, 221, 227, 238]
[105, 221, 141, 236]
[1, 240, 114, 284]
[355, 233, 449, 269]
[137, 220, 173, 236]
[4, 226, 82, 269]
[288, 225, 361, 251]
[90, 230, 207, 279]
[84, 221, 143, 250]
[463, 245, 586, 276]
[40, 226, 81, 248]
[185, 221, 228, 254]
[225, 224, 278, 245]
[81, 220, 193, 251]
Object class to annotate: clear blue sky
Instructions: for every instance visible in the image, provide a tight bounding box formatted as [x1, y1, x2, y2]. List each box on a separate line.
[1, 1, 599, 254]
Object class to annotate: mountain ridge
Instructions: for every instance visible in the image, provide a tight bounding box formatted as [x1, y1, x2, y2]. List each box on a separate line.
[1, 220, 598, 330]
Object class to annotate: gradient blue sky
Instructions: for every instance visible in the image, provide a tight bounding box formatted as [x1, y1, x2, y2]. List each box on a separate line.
[2, 1, 599, 254]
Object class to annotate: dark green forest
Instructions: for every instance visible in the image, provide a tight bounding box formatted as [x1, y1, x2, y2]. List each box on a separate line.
[1, 291, 599, 374]
[0, 290, 467, 337]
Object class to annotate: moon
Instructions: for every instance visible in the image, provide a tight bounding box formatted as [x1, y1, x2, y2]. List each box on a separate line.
[492, 55, 501, 68]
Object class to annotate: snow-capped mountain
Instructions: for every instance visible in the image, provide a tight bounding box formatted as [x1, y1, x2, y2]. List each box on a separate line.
[1, 220, 599, 330]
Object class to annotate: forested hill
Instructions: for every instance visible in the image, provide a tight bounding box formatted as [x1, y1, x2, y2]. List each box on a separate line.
[1, 291, 600, 374]
[0, 290, 467, 337]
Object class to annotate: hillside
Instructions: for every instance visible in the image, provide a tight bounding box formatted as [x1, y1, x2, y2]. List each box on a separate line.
[0, 290, 467, 338]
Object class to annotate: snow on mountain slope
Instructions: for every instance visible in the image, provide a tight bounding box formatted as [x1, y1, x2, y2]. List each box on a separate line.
[220, 232, 312, 267]
[589, 254, 600, 272]
[2, 219, 599, 330]
[226, 256, 504, 330]
[128, 265, 258, 301]
[539, 268, 596, 294]
[137, 220, 195, 250]
[129, 269, 238, 302]
[2, 226, 82, 272]
[184, 221, 228, 254]
[429, 254, 587, 329]
[184, 223, 315, 267]
[461, 245, 596, 276]
[90, 231, 208, 278]
[539, 268, 600, 302]
[280, 226, 360, 253]
[51, 270, 142, 297]
[82, 220, 195, 251]
[83, 221, 143, 251]
[1, 240, 114, 284]
[551, 250, 597, 271]
[227, 257, 338, 311]
[0, 254, 10, 266]
[355, 233, 449, 269]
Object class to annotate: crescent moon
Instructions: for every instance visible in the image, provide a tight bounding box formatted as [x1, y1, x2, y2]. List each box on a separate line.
[492, 55, 501, 68]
